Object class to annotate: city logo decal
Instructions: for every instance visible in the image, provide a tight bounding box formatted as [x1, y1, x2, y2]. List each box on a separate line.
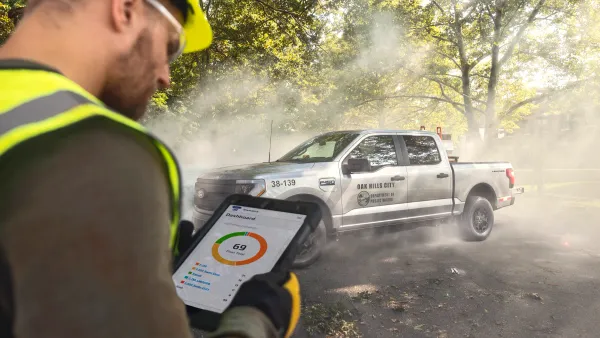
[357, 191, 370, 207]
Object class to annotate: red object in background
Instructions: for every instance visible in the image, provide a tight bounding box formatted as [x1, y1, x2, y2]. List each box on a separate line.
[436, 126, 442, 138]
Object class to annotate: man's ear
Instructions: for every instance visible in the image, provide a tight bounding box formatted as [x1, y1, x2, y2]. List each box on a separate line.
[110, 0, 145, 33]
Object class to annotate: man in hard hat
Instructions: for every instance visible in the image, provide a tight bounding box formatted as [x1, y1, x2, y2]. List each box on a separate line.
[0, 1, 300, 338]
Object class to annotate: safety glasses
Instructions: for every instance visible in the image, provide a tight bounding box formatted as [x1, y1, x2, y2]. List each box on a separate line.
[145, 0, 187, 63]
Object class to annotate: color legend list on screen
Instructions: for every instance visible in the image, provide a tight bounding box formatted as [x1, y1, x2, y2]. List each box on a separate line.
[178, 262, 221, 292]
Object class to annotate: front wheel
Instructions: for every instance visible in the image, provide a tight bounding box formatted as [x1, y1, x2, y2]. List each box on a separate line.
[459, 196, 494, 241]
[292, 220, 327, 269]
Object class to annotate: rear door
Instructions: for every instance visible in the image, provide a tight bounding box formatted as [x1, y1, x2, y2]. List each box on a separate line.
[339, 134, 409, 229]
[399, 134, 453, 218]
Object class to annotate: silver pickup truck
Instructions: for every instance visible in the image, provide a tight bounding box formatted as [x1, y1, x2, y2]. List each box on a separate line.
[191, 129, 524, 268]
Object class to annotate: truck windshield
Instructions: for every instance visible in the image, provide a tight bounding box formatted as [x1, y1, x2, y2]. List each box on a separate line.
[278, 132, 360, 163]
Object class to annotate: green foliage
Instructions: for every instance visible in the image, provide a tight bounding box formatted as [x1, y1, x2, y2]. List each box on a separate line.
[1, 0, 596, 142]
[0, 3, 16, 45]
[1, 1, 25, 45]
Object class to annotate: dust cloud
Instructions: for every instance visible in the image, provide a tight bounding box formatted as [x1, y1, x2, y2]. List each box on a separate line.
[442, 91, 600, 260]
[145, 8, 600, 253]
[145, 109, 319, 219]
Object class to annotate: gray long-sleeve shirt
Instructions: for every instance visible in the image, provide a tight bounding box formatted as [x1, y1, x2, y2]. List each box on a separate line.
[0, 117, 195, 338]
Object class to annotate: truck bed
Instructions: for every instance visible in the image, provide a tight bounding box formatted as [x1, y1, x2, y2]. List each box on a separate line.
[451, 161, 514, 209]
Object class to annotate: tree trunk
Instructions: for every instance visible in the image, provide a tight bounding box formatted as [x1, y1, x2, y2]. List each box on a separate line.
[452, 0, 479, 142]
[484, 3, 504, 142]
[378, 101, 386, 128]
[461, 66, 477, 133]
[485, 0, 546, 140]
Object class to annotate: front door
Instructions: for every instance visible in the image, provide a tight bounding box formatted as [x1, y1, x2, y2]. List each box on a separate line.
[339, 134, 408, 229]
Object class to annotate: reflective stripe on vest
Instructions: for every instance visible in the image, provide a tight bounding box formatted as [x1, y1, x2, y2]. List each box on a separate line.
[0, 90, 90, 134]
[0, 90, 182, 253]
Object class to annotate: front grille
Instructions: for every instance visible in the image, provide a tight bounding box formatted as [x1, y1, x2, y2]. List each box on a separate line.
[194, 179, 237, 211]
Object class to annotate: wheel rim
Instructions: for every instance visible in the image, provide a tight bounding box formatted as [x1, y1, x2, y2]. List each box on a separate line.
[296, 225, 324, 263]
[297, 230, 318, 259]
[472, 208, 490, 234]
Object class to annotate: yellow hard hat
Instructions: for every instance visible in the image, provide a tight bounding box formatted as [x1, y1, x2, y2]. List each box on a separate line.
[183, 1, 213, 53]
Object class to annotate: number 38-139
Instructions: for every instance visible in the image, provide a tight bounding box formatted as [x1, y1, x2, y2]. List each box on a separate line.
[271, 179, 296, 188]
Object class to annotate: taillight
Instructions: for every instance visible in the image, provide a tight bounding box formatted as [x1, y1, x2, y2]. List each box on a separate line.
[506, 168, 515, 188]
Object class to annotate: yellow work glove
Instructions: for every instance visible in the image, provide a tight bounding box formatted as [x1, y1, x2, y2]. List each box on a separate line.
[211, 271, 301, 338]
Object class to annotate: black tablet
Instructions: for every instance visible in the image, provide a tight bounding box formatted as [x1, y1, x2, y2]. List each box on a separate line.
[172, 194, 321, 331]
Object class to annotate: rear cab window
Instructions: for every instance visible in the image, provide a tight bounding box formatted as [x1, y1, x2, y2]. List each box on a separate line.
[403, 135, 442, 165]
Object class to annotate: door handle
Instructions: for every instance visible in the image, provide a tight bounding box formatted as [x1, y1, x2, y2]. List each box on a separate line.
[391, 175, 406, 181]
[437, 173, 449, 179]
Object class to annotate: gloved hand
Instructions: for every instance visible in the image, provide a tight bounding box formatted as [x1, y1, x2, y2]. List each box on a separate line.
[209, 271, 301, 338]
[230, 271, 300, 337]
[173, 220, 195, 266]
[176, 220, 195, 253]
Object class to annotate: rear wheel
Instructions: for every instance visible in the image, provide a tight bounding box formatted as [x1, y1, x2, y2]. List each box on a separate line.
[292, 220, 327, 269]
[459, 196, 494, 241]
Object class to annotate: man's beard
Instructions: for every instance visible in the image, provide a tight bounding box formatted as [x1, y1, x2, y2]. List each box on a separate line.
[100, 28, 157, 121]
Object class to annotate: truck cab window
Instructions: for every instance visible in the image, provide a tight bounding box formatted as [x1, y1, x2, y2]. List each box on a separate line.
[403, 135, 441, 165]
[346, 135, 398, 171]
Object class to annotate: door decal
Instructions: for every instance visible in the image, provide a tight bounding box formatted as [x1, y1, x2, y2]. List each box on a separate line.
[357, 191, 371, 207]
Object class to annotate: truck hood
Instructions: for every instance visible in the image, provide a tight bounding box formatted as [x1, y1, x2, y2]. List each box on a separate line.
[197, 162, 316, 180]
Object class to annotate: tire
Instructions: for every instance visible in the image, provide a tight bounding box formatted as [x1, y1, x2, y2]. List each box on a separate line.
[459, 196, 494, 241]
[292, 220, 327, 269]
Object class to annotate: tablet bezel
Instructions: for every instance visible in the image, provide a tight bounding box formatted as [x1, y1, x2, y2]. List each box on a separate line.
[173, 194, 322, 332]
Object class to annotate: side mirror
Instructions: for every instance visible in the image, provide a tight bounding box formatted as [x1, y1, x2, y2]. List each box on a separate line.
[345, 158, 371, 174]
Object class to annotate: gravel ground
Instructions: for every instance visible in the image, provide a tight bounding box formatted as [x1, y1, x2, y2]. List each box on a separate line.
[193, 184, 600, 338]
[293, 192, 600, 338]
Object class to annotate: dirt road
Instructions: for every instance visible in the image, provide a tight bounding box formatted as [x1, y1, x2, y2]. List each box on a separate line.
[193, 186, 600, 338]
[292, 192, 600, 338]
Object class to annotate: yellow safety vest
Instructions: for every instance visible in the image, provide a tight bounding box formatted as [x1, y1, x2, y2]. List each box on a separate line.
[0, 61, 182, 254]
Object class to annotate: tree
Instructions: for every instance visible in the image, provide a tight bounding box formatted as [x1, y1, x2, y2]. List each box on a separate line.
[1, 0, 25, 46]
[1, 0, 594, 147]
[308, 0, 448, 131]
[415, 0, 581, 140]
[306, 0, 581, 141]
[147, 0, 328, 132]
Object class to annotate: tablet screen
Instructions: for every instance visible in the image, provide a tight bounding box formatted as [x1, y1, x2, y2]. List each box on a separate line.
[173, 204, 307, 313]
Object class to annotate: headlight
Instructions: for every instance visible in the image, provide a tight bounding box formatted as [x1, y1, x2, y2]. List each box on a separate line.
[235, 179, 266, 196]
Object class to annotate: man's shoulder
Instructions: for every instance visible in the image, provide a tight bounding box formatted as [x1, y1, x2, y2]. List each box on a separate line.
[0, 116, 167, 183]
